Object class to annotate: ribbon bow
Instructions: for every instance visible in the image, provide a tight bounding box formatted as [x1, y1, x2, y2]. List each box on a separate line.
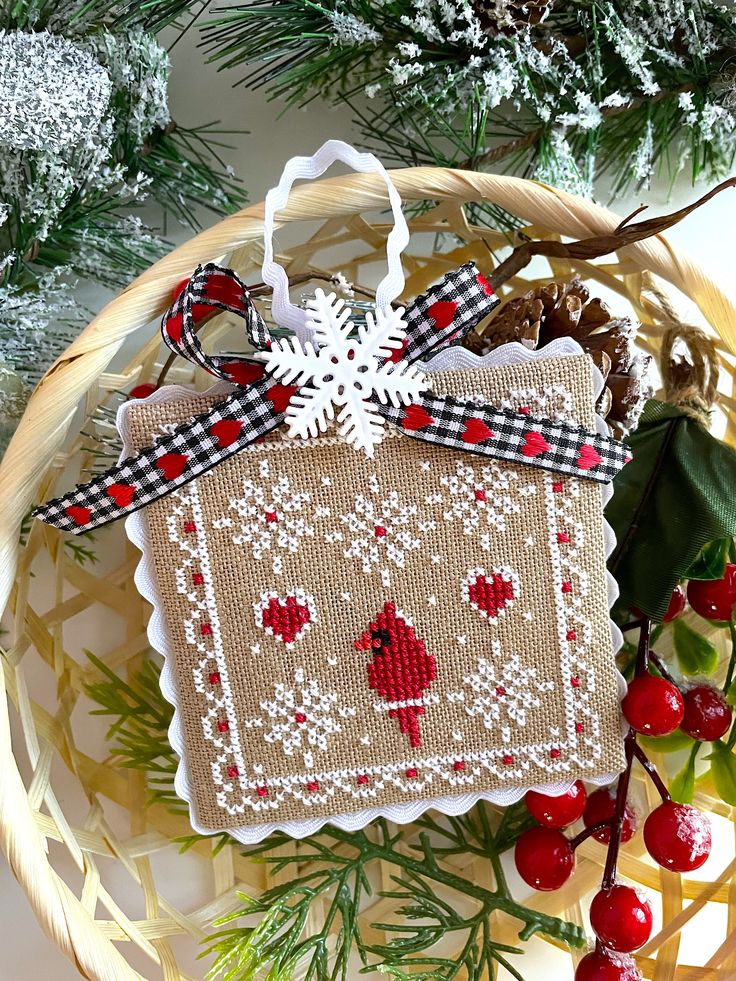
[34, 262, 630, 534]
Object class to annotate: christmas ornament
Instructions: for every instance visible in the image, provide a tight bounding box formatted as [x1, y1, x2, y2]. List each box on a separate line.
[35, 143, 630, 841]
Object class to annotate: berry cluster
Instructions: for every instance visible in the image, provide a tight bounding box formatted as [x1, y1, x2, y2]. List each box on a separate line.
[514, 578, 732, 981]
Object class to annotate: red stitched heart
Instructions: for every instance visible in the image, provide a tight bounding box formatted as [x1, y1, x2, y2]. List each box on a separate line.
[65, 505, 91, 526]
[427, 300, 458, 330]
[464, 570, 517, 621]
[576, 443, 603, 471]
[210, 419, 244, 448]
[257, 591, 315, 646]
[521, 431, 551, 458]
[156, 453, 189, 480]
[403, 404, 435, 431]
[222, 361, 265, 385]
[267, 383, 298, 413]
[165, 312, 184, 343]
[106, 483, 135, 507]
[462, 418, 495, 444]
[476, 272, 494, 296]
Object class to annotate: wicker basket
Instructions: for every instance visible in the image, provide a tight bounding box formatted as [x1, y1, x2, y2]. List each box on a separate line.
[2, 169, 736, 981]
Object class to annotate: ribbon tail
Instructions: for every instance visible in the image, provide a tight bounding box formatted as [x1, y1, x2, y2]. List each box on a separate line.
[402, 262, 499, 364]
[380, 393, 631, 483]
[33, 378, 290, 534]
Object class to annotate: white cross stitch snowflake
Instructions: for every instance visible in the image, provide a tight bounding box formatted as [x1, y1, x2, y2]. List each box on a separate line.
[260, 668, 352, 769]
[339, 474, 421, 586]
[214, 472, 315, 574]
[263, 289, 426, 457]
[499, 384, 575, 424]
[453, 640, 554, 743]
[432, 460, 532, 540]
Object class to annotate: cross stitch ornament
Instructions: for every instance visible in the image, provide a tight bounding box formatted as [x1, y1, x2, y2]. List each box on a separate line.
[34, 141, 631, 842]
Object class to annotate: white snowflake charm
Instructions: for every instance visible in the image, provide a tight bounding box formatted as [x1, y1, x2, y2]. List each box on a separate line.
[263, 289, 427, 457]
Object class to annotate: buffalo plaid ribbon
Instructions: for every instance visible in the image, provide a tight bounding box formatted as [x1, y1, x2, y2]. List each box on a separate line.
[34, 262, 629, 534]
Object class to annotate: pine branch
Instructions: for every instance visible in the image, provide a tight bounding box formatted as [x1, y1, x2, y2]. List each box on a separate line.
[200, 0, 736, 197]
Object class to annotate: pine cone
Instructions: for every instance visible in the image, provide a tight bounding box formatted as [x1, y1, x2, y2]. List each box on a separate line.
[472, 0, 554, 32]
[475, 278, 652, 436]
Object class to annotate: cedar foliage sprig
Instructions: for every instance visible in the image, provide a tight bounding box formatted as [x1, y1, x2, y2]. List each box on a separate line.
[84, 653, 586, 979]
[201, 0, 736, 201]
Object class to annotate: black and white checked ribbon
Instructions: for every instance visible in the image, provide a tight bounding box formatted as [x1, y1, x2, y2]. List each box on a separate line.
[33, 261, 629, 535]
[381, 393, 630, 482]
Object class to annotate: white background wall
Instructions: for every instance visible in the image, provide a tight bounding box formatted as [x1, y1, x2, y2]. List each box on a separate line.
[1, 17, 735, 981]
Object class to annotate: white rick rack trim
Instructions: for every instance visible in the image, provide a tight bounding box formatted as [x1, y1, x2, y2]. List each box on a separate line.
[122, 338, 626, 843]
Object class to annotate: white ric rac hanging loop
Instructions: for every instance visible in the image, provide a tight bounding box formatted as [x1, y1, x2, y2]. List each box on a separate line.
[260, 140, 425, 456]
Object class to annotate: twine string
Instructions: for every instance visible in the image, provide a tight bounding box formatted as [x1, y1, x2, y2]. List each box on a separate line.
[643, 271, 720, 424]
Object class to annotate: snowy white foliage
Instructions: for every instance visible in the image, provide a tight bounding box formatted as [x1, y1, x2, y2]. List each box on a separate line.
[264, 290, 426, 457]
[0, 31, 112, 152]
[304, 0, 736, 194]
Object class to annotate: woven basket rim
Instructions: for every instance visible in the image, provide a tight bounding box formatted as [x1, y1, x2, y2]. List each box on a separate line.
[2, 166, 735, 981]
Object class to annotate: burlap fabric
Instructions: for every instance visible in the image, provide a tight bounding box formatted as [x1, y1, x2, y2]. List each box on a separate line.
[123, 353, 624, 832]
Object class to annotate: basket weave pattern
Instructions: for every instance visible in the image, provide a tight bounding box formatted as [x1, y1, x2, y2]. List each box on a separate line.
[2, 170, 736, 980]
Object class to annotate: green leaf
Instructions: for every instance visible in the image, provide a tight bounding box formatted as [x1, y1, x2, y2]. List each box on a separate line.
[639, 729, 696, 754]
[726, 679, 736, 708]
[672, 619, 720, 676]
[669, 743, 700, 803]
[707, 741, 736, 805]
[607, 401, 736, 621]
[685, 538, 732, 580]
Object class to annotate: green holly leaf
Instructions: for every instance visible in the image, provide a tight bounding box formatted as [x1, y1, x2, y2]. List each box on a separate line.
[669, 743, 700, 803]
[607, 401, 736, 621]
[685, 538, 732, 580]
[672, 619, 719, 676]
[639, 729, 695, 754]
[726, 680, 736, 708]
[707, 741, 736, 805]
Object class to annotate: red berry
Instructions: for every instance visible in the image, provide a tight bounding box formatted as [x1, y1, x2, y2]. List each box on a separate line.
[514, 826, 574, 891]
[621, 675, 684, 736]
[583, 788, 637, 844]
[575, 949, 643, 981]
[633, 585, 686, 624]
[687, 566, 736, 622]
[680, 685, 732, 741]
[644, 800, 712, 872]
[129, 382, 158, 400]
[590, 884, 653, 952]
[525, 780, 587, 829]
[662, 584, 687, 622]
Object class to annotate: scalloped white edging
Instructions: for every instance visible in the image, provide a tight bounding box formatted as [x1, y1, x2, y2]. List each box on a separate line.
[120, 338, 626, 843]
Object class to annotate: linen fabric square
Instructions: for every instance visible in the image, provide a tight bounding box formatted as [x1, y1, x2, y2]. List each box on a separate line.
[122, 352, 624, 840]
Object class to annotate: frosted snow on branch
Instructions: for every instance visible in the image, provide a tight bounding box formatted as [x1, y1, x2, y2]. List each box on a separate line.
[0, 30, 112, 152]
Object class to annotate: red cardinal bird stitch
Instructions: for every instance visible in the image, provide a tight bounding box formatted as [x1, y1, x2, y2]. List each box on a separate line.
[355, 602, 437, 748]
